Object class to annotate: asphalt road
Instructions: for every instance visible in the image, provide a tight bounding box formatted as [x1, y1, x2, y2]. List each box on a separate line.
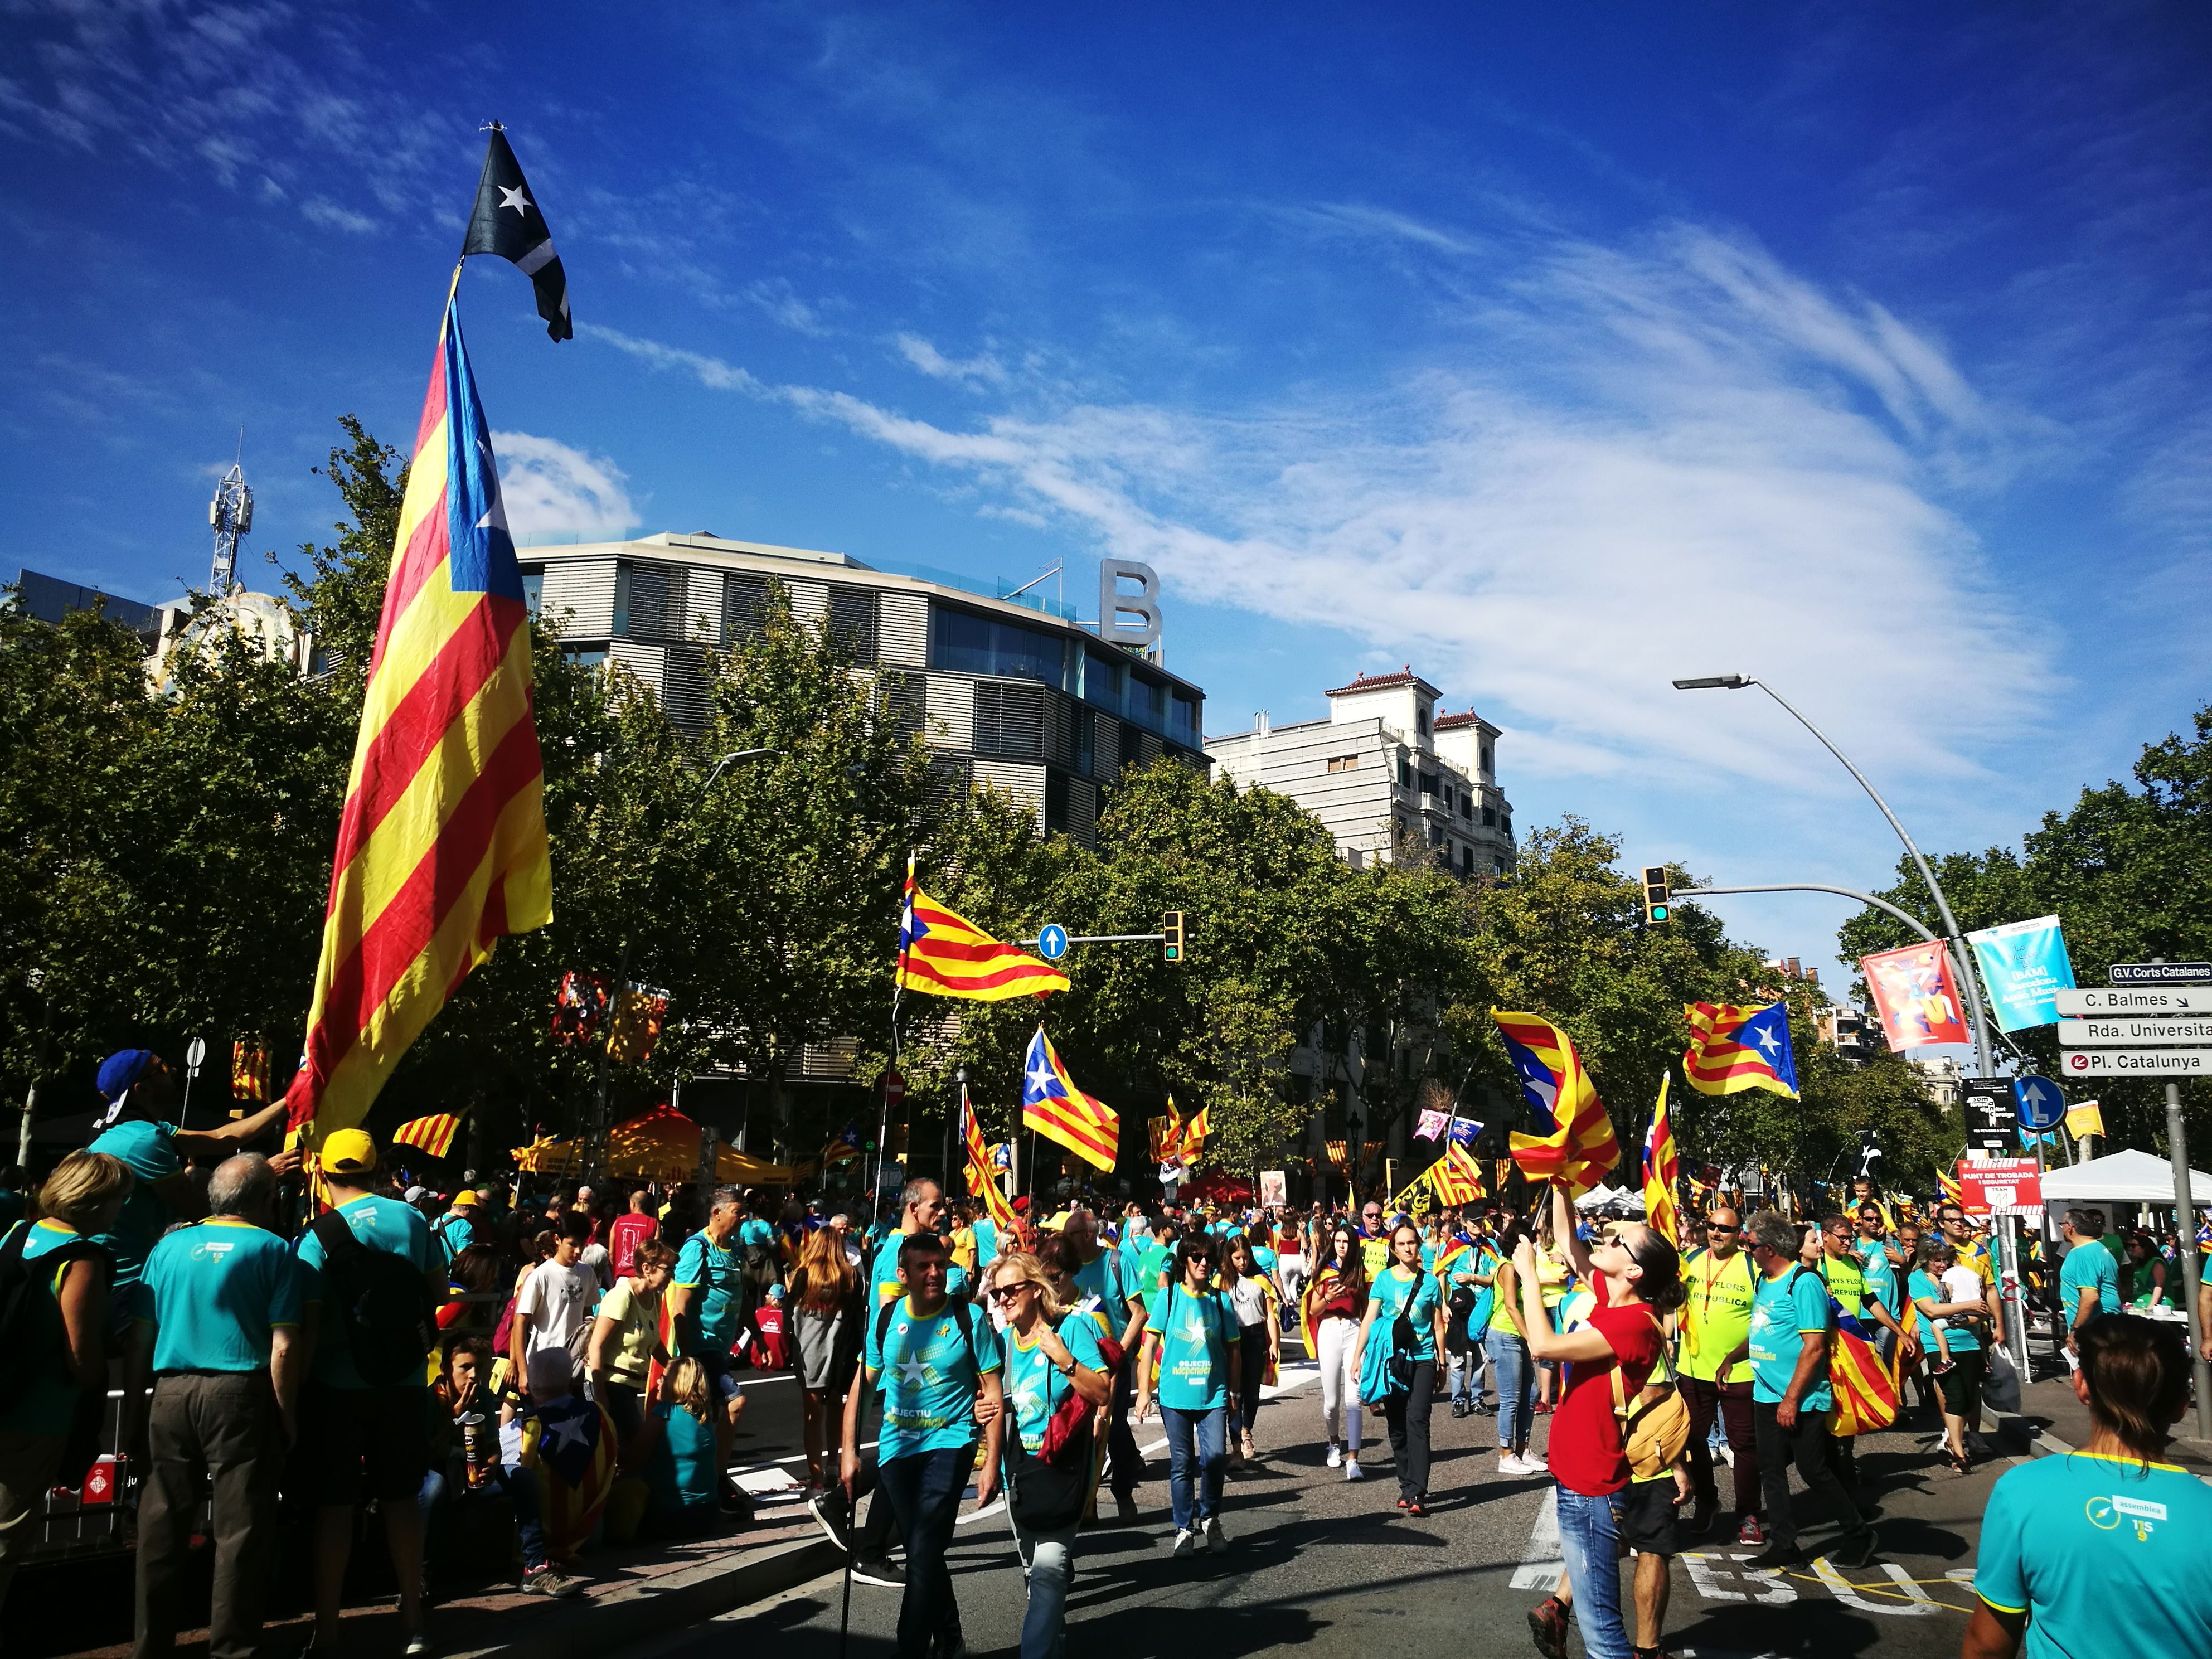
[624, 1361, 2000, 1659]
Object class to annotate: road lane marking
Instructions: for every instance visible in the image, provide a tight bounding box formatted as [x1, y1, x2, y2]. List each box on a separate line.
[1508, 1485, 1562, 1589]
[1812, 1558, 1939, 1616]
[1681, 1550, 1795, 1604]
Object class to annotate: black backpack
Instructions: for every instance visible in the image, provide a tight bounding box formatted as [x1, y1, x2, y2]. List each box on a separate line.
[309, 1208, 436, 1386]
[0, 1221, 109, 1414]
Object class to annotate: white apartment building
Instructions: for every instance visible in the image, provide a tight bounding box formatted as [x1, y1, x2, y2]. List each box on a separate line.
[1204, 667, 1515, 876]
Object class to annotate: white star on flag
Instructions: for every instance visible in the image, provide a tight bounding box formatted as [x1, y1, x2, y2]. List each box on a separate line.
[1027, 1058, 1056, 1095]
[498, 184, 532, 215]
[1753, 1026, 1781, 1057]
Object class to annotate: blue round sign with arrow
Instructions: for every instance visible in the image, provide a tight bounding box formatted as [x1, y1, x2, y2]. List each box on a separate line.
[1036, 923, 1069, 962]
[2013, 1075, 2065, 1132]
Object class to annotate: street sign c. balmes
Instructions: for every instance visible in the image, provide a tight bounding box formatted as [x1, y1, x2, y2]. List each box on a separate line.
[2057, 987, 2212, 1016]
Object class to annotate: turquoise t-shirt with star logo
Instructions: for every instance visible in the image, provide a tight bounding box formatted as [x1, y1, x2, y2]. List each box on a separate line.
[1143, 1282, 1238, 1411]
[864, 1296, 1000, 1461]
[1000, 1314, 1106, 1454]
[1974, 1449, 2212, 1658]
[1367, 1263, 1443, 1361]
[1747, 1265, 1832, 1411]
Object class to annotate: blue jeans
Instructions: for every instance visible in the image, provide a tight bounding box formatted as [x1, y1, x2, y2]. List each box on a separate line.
[876, 1443, 974, 1659]
[1008, 1512, 1078, 1659]
[1555, 1485, 1631, 1659]
[495, 1464, 549, 1572]
[1486, 1330, 1534, 1452]
[1160, 1405, 1225, 1532]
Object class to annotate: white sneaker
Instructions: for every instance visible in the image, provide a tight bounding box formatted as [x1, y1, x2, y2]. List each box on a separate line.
[1204, 1516, 1226, 1551]
[1172, 1527, 1195, 1558]
[1326, 1443, 1343, 1469]
[1517, 1451, 1549, 1473]
[1344, 1457, 1365, 1482]
[1193, 1521, 1212, 1553]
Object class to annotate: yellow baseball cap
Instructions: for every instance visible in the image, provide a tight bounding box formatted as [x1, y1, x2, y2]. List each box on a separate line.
[322, 1128, 379, 1176]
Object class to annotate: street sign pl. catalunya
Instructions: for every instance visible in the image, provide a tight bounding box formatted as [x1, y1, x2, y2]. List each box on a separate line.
[2012, 1076, 2066, 1132]
[2058, 1016, 2212, 1047]
[2056, 987, 2212, 1016]
[2063, 1050, 2212, 1077]
[1036, 923, 1069, 962]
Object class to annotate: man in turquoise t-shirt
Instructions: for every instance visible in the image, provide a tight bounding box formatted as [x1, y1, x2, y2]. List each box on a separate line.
[1063, 1207, 1126, 1328]
[1134, 1236, 1240, 1554]
[292, 1130, 438, 1653]
[87, 1048, 291, 1342]
[842, 1231, 1001, 1658]
[1743, 1211, 1871, 1570]
[2058, 1211, 2122, 1355]
[134, 1153, 304, 1659]
[870, 1178, 971, 1306]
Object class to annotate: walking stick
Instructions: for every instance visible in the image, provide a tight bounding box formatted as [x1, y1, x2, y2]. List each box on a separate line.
[835, 1535, 855, 1659]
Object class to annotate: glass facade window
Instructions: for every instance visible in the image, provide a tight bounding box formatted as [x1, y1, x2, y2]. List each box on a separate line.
[1170, 688, 1200, 746]
[931, 604, 1069, 686]
[521, 567, 544, 615]
[1084, 646, 1125, 710]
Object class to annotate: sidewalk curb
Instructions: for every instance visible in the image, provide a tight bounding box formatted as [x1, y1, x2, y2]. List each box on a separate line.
[443, 1536, 842, 1659]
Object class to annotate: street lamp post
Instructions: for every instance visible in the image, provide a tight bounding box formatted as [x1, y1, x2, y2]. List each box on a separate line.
[1673, 673, 2030, 1379]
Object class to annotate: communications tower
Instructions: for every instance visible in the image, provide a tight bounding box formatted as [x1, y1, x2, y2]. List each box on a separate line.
[207, 459, 253, 594]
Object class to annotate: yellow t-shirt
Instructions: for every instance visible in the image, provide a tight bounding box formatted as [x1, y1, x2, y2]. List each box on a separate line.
[950, 1225, 978, 1277]
[594, 1279, 659, 1388]
[1679, 1246, 1756, 1384]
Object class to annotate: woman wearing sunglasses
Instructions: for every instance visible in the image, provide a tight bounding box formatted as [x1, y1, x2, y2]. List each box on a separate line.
[983, 1253, 1111, 1659]
[1134, 1234, 1240, 1556]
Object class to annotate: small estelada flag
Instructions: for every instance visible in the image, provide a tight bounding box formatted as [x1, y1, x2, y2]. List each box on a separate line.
[463, 124, 571, 341]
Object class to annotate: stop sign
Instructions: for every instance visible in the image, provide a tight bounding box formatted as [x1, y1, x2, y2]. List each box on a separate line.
[881, 1070, 906, 1109]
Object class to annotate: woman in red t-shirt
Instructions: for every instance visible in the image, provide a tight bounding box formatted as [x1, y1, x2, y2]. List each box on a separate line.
[1508, 1186, 1682, 1659]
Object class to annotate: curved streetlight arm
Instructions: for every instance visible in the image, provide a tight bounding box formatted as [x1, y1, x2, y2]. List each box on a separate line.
[1675, 674, 1993, 1074]
[1677, 884, 1939, 944]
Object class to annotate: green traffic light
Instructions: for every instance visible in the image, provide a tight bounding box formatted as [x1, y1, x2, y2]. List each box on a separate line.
[1651, 904, 1670, 921]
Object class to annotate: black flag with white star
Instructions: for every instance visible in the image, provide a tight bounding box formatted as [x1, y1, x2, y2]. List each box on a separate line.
[462, 124, 571, 341]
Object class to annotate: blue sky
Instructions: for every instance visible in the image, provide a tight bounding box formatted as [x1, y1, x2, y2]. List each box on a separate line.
[4, 3, 2209, 993]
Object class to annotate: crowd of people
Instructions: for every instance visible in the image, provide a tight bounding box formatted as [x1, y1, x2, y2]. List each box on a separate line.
[3, 1046, 2212, 1659]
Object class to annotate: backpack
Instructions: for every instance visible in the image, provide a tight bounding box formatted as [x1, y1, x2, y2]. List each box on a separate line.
[309, 1207, 436, 1386]
[1797, 1265, 1900, 1436]
[0, 1221, 108, 1414]
[1001, 1312, 1105, 1531]
[1610, 1308, 1691, 1480]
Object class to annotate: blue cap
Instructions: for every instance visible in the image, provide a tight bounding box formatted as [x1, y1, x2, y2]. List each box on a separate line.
[96, 1049, 157, 1105]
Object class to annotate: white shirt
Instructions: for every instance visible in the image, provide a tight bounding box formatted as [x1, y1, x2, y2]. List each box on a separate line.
[516, 1259, 595, 1359]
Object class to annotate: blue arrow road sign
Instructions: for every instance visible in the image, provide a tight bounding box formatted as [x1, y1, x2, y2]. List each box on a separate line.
[2014, 1075, 2065, 1132]
[1037, 923, 1069, 962]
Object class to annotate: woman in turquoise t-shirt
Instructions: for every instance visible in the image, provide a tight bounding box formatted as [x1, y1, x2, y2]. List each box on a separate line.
[986, 1251, 1111, 1659]
[1357, 1223, 1447, 1514]
[641, 1357, 721, 1535]
[1134, 1234, 1240, 1556]
[1967, 1314, 2212, 1658]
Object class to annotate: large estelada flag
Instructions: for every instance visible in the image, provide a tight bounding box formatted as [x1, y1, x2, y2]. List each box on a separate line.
[960, 1084, 1020, 1230]
[1021, 1028, 1119, 1171]
[1641, 1076, 1679, 1244]
[284, 299, 551, 1138]
[1683, 1002, 1801, 1098]
[895, 856, 1068, 1001]
[1495, 1010, 1618, 1197]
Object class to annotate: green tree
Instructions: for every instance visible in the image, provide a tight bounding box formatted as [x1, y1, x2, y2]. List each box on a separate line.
[1839, 704, 2212, 1158]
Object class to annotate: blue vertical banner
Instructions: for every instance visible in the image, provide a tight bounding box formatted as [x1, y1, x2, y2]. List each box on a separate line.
[1966, 915, 2077, 1032]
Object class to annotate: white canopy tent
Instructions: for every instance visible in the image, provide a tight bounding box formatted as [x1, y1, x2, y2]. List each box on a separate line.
[2037, 1147, 2212, 1211]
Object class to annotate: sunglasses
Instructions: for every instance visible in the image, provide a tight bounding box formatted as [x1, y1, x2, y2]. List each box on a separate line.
[1705, 1223, 1738, 1233]
[987, 1284, 1026, 1303]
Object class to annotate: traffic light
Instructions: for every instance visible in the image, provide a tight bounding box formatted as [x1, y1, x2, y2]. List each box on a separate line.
[1161, 910, 1185, 963]
[1641, 866, 1672, 924]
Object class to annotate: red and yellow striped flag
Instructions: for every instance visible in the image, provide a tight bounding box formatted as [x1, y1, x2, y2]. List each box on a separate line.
[1428, 1139, 1485, 1204]
[284, 297, 551, 1141]
[1642, 1075, 1679, 1244]
[1020, 1027, 1118, 1171]
[961, 1084, 1019, 1231]
[1495, 1010, 1619, 1197]
[393, 1112, 463, 1161]
[1178, 1103, 1211, 1164]
[895, 856, 1068, 1001]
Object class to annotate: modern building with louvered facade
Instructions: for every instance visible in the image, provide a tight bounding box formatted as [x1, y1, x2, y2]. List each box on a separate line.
[517, 531, 1210, 849]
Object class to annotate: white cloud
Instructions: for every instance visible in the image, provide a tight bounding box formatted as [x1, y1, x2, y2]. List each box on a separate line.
[895, 332, 1008, 385]
[587, 219, 2056, 793]
[491, 431, 638, 543]
[300, 196, 377, 235]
